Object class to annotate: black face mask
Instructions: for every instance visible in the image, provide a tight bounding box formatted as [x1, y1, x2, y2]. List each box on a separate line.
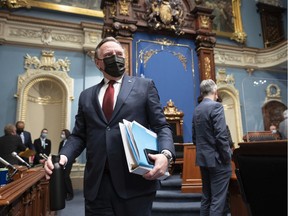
[103, 55, 126, 77]
[16, 129, 23, 134]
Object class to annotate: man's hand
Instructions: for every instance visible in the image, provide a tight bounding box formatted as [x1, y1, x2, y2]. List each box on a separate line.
[44, 155, 67, 180]
[143, 153, 168, 180]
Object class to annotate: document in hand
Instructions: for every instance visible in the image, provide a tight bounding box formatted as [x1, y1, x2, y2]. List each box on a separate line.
[119, 119, 170, 180]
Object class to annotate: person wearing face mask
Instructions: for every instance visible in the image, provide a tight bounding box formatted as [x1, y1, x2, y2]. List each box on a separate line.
[15, 121, 34, 164]
[33, 128, 51, 166]
[58, 129, 75, 201]
[44, 37, 175, 216]
[269, 124, 282, 140]
[192, 79, 232, 216]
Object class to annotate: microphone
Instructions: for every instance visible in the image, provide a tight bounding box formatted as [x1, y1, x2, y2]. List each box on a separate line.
[0, 157, 18, 179]
[11, 152, 31, 168]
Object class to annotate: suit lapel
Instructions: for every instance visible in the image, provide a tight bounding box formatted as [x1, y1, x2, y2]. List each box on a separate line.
[111, 75, 134, 120]
[92, 79, 107, 122]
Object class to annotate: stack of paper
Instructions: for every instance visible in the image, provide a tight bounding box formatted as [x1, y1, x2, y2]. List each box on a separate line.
[119, 119, 170, 180]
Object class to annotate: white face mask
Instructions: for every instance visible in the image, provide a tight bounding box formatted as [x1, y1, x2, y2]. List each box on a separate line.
[272, 130, 277, 134]
[61, 134, 66, 140]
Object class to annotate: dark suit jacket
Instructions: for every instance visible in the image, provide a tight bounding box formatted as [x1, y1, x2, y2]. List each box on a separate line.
[60, 75, 175, 201]
[22, 131, 34, 150]
[192, 98, 232, 167]
[0, 134, 26, 167]
[33, 138, 51, 165]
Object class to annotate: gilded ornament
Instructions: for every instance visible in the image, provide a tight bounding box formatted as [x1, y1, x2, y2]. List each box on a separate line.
[163, 99, 184, 121]
[200, 15, 209, 29]
[119, 0, 130, 16]
[109, 3, 117, 17]
[144, 0, 185, 35]
[204, 56, 211, 79]
[0, 0, 30, 8]
[25, 50, 70, 72]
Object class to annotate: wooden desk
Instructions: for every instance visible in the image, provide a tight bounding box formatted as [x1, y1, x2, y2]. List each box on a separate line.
[181, 143, 202, 193]
[0, 167, 54, 216]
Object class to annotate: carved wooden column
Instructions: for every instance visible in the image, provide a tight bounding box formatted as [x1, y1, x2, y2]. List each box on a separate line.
[192, 6, 216, 82]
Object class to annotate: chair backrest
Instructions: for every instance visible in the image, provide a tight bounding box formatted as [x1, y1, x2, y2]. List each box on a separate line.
[233, 141, 287, 216]
[163, 99, 184, 143]
[243, 131, 280, 142]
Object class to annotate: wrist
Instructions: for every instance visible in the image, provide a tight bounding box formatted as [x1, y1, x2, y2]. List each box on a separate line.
[161, 150, 173, 163]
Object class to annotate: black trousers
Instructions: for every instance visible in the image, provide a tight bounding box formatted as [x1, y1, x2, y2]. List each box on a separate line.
[85, 173, 156, 216]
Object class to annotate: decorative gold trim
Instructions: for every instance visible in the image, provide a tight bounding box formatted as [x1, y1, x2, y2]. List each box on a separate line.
[230, 0, 247, 43]
[24, 50, 70, 72]
[163, 99, 184, 120]
[0, 0, 30, 8]
[136, 38, 191, 73]
[204, 57, 211, 79]
[119, 0, 130, 16]
[199, 15, 210, 29]
[266, 84, 281, 101]
[28, 1, 104, 18]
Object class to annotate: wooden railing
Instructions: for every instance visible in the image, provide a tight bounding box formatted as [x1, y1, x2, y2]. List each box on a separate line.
[0, 166, 55, 216]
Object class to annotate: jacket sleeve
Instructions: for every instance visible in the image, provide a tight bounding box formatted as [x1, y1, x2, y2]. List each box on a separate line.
[211, 103, 232, 164]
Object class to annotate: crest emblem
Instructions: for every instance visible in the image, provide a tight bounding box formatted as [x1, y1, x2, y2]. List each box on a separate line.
[144, 0, 184, 35]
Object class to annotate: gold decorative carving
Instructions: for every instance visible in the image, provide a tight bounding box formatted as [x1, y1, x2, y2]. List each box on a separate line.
[266, 84, 281, 101]
[144, 0, 185, 35]
[216, 68, 235, 86]
[109, 3, 117, 17]
[136, 39, 194, 75]
[137, 38, 187, 71]
[119, 0, 130, 16]
[24, 50, 70, 72]
[163, 99, 184, 121]
[0, 0, 30, 8]
[204, 56, 211, 79]
[199, 15, 210, 29]
[27, 1, 103, 18]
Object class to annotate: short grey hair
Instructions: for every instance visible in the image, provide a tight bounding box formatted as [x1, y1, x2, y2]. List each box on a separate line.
[200, 79, 217, 97]
[4, 124, 16, 135]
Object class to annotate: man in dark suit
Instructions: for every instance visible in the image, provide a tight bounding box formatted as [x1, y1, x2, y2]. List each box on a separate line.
[44, 37, 175, 216]
[16, 121, 34, 163]
[192, 79, 232, 216]
[0, 124, 26, 167]
[34, 128, 51, 165]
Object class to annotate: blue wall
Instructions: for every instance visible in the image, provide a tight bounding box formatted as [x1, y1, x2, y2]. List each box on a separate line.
[133, 33, 199, 142]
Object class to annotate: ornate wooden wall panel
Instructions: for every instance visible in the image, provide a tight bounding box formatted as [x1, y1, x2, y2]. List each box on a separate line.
[101, 0, 216, 82]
